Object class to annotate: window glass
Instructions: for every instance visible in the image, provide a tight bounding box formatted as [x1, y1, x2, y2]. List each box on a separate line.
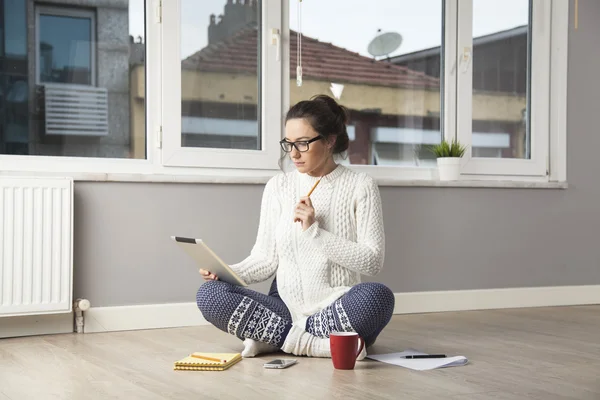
[0, 1, 147, 159]
[39, 14, 92, 85]
[472, 0, 530, 159]
[289, 0, 443, 166]
[180, 0, 262, 150]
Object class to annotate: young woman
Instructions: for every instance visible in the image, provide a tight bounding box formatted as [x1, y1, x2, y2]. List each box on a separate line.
[196, 94, 394, 359]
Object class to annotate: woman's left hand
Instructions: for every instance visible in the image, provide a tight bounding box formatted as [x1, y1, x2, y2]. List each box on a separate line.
[294, 196, 316, 231]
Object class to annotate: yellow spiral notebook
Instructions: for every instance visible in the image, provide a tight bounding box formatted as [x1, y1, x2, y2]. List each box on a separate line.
[173, 352, 242, 371]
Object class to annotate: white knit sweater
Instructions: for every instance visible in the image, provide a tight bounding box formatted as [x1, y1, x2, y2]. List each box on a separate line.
[230, 164, 385, 322]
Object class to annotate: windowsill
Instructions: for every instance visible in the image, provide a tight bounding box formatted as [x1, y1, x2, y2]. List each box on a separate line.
[377, 178, 568, 189]
[0, 169, 568, 189]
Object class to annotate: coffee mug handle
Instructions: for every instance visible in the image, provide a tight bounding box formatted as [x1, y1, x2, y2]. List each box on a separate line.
[355, 336, 365, 358]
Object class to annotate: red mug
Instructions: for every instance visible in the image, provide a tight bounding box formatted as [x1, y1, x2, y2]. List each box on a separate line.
[330, 331, 365, 370]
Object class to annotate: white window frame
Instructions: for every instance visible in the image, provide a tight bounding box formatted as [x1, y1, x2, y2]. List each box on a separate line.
[1, 1, 154, 175]
[0, 0, 568, 186]
[0, 0, 280, 180]
[35, 6, 97, 86]
[454, 0, 568, 181]
[160, 0, 282, 170]
[281, 0, 456, 182]
[283, 0, 567, 183]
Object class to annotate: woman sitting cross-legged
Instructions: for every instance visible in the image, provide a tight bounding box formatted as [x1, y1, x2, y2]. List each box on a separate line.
[196, 94, 395, 359]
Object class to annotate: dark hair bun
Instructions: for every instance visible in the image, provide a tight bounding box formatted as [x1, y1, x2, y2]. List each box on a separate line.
[285, 94, 350, 154]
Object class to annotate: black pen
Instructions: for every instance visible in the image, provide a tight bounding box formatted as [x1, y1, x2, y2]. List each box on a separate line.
[404, 354, 446, 359]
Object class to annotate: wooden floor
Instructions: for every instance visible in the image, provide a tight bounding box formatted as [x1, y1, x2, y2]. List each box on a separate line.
[1, 306, 599, 400]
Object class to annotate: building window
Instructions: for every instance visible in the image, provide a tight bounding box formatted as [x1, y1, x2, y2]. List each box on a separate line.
[35, 6, 96, 86]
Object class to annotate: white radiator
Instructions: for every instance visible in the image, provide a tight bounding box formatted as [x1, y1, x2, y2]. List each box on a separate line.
[0, 177, 74, 317]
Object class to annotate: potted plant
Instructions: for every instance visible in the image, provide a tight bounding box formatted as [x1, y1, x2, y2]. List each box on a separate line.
[429, 140, 467, 181]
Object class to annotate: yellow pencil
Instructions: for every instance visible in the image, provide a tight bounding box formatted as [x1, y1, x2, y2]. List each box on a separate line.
[307, 178, 321, 197]
[191, 354, 226, 363]
[294, 178, 321, 224]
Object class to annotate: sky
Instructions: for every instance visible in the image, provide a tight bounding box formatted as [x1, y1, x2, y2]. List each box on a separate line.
[129, 0, 529, 60]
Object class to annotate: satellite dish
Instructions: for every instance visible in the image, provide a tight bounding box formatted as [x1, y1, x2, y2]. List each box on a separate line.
[367, 31, 403, 58]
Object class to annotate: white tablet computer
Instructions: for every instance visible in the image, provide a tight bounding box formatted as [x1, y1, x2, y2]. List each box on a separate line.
[171, 236, 247, 287]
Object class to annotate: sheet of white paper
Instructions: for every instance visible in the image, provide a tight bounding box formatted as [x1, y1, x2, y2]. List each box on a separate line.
[366, 349, 468, 371]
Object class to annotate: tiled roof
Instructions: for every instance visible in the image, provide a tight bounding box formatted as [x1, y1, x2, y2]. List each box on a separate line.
[182, 26, 440, 89]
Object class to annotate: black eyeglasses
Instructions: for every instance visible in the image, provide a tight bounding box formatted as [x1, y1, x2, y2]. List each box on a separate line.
[279, 136, 323, 153]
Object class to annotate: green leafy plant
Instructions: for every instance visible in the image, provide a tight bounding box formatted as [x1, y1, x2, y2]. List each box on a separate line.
[428, 139, 467, 158]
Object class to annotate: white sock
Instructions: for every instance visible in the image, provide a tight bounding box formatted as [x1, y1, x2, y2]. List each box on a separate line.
[356, 343, 367, 361]
[241, 338, 280, 358]
[281, 323, 369, 360]
[281, 323, 331, 357]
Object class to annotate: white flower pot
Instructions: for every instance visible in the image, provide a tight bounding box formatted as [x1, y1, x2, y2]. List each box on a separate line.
[437, 157, 461, 181]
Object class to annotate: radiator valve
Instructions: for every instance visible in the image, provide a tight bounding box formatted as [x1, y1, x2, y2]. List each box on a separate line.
[74, 298, 91, 333]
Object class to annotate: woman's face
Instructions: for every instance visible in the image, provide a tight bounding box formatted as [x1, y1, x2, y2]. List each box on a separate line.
[283, 118, 332, 175]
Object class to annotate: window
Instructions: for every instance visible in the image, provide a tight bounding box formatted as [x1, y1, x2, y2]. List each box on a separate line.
[284, 0, 565, 180]
[179, 1, 260, 151]
[456, 0, 563, 178]
[0, 0, 146, 159]
[288, 0, 444, 169]
[0, 0, 567, 184]
[161, 0, 282, 169]
[36, 7, 95, 86]
[469, 0, 529, 159]
[2, 0, 27, 58]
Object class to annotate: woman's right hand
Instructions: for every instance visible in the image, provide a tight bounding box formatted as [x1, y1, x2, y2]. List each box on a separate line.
[199, 269, 219, 281]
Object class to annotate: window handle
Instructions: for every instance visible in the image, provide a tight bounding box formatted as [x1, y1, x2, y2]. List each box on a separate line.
[461, 46, 472, 73]
[271, 28, 281, 62]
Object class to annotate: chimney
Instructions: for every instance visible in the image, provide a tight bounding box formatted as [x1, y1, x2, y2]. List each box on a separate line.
[207, 0, 258, 45]
[208, 14, 217, 44]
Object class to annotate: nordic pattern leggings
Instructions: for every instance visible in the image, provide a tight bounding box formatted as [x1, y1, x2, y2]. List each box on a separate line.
[196, 279, 395, 349]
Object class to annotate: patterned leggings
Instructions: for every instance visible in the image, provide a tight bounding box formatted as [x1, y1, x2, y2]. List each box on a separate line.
[196, 279, 395, 348]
